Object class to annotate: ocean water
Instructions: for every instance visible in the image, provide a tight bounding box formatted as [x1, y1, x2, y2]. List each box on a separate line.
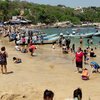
[41, 27, 100, 47]
[42, 27, 97, 35]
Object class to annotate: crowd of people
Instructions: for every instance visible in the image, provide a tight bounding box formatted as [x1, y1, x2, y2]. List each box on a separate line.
[1, 25, 38, 56]
[0, 25, 100, 100]
[73, 46, 99, 80]
[58, 33, 100, 81]
[58, 33, 71, 54]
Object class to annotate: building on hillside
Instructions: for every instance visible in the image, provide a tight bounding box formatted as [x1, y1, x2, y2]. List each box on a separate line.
[74, 6, 84, 13]
[8, 16, 32, 25]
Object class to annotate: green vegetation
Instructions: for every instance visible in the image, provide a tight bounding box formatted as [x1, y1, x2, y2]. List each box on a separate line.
[0, 0, 100, 24]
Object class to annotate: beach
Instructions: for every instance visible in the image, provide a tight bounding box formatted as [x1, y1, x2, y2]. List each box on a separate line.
[0, 37, 100, 100]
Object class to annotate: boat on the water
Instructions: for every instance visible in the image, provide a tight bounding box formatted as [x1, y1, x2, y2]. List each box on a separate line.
[93, 31, 100, 36]
[43, 34, 57, 40]
[81, 32, 94, 38]
[8, 28, 59, 44]
[37, 36, 59, 44]
[16, 34, 59, 44]
[67, 32, 94, 38]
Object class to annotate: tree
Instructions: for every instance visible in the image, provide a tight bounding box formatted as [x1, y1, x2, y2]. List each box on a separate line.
[0, 0, 10, 21]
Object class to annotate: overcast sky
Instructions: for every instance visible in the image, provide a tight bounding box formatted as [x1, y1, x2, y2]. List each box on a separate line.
[26, 0, 100, 8]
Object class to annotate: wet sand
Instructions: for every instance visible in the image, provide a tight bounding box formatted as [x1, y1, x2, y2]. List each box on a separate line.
[0, 37, 100, 100]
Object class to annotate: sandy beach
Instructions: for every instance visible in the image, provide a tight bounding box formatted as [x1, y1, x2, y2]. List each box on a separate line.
[0, 37, 100, 100]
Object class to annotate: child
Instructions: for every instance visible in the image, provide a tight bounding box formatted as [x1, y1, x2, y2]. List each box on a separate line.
[83, 49, 89, 64]
[52, 43, 55, 49]
[62, 44, 68, 54]
[29, 45, 37, 56]
[90, 62, 100, 73]
[81, 68, 89, 80]
[15, 45, 21, 51]
[90, 39, 93, 44]
[13, 57, 22, 63]
[21, 48, 28, 53]
[90, 48, 96, 57]
[95, 47, 97, 50]
[72, 44, 75, 53]
[80, 37, 83, 44]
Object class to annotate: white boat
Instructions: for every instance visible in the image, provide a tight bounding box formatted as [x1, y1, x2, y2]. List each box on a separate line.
[35, 34, 69, 44]
[67, 32, 94, 38]
[16, 34, 59, 45]
[81, 33, 94, 38]
[42, 36, 59, 44]
[43, 34, 57, 40]
[93, 31, 100, 36]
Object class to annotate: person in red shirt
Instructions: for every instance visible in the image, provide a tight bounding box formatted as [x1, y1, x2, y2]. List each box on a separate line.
[29, 44, 37, 56]
[73, 47, 84, 73]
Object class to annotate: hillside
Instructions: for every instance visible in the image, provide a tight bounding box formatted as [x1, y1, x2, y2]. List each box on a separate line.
[0, 0, 100, 25]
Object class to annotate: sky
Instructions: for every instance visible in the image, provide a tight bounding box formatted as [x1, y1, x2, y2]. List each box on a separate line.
[26, 0, 100, 8]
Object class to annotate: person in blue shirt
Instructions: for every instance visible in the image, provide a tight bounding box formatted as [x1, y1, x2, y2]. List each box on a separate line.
[90, 61, 100, 73]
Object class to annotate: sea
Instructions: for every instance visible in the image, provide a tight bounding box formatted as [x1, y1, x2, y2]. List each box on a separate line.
[41, 26, 100, 47]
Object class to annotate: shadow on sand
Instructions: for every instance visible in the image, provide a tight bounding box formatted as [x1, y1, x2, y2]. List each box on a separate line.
[5, 71, 14, 75]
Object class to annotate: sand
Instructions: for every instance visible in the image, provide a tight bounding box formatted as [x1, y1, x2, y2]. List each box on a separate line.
[0, 37, 100, 100]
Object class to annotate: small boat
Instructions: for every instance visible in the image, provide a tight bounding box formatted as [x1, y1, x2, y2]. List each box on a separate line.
[67, 32, 94, 38]
[43, 34, 57, 40]
[93, 31, 100, 36]
[16, 34, 59, 45]
[42, 36, 59, 44]
[81, 33, 94, 38]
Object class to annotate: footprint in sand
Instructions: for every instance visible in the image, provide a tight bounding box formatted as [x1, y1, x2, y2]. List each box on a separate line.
[49, 65, 55, 69]
[0, 94, 24, 100]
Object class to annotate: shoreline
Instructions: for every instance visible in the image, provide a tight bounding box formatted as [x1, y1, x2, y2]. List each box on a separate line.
[1, 22, 99, 29]
[31, 22, 100, 29]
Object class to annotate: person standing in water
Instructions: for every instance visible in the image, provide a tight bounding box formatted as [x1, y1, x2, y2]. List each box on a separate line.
[72, 44, 75, 53]
[90, 39, 93, 44]
[87, 39, 90, 47]
[80, 37, 83, 45]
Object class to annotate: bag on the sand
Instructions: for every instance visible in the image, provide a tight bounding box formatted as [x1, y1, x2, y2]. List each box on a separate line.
[0, 53, 5, 64]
